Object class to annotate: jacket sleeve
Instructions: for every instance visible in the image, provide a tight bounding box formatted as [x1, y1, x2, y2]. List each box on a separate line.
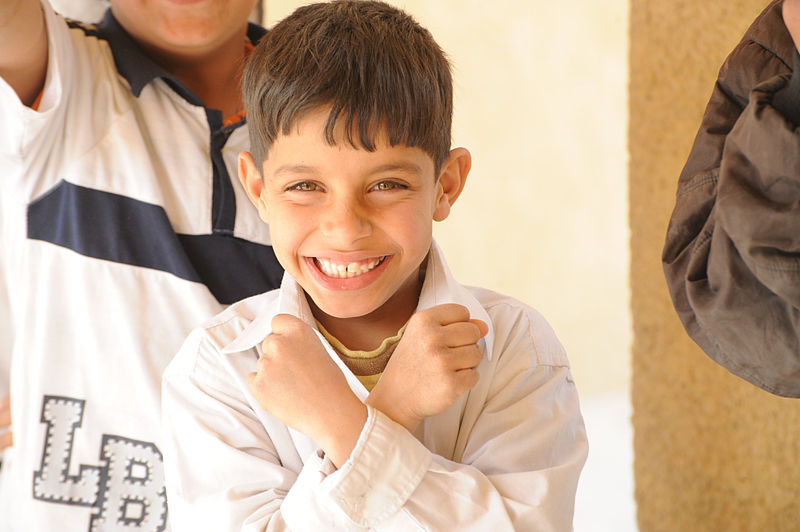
[662, 0, 800, 396]
[161, 330, 294, 532]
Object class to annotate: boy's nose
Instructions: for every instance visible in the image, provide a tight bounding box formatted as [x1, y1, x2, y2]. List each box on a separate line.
[319, 199, 372, 243]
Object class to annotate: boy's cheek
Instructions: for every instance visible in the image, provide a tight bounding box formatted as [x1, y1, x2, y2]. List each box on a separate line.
[270, 241, 293, 270]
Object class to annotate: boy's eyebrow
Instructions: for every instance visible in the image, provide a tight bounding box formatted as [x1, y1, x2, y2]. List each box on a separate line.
[369, 162, 424, 175]
[274, 164, 318, 177]
[273, 162, 424, 177]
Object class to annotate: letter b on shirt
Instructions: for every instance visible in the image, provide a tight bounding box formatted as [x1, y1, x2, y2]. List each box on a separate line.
[33, 395, 168, 531]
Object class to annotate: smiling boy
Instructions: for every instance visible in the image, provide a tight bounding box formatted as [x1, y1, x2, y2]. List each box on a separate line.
[161, 2, 588, 530]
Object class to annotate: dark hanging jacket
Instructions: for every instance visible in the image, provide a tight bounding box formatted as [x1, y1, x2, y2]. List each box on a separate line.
[663, 0, 800, 397]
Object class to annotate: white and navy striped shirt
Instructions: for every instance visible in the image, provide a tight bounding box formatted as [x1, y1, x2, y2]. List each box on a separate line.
[0, 3, 281, 530]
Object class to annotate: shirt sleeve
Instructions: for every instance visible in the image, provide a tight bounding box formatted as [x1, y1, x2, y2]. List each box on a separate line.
[0, 1, 70, 159]
[162, 332, 291, 531]
[282, 365, 586, 532]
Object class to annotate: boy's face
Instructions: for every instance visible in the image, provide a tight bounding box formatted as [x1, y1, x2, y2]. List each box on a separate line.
[111, 0, 257, 57]
[239, 107, 469, 322]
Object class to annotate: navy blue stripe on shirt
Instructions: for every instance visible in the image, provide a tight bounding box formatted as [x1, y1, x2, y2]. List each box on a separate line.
[27, 181, 282, 305]
[66, 20, 103, 39]
[207, 109, 238, 235]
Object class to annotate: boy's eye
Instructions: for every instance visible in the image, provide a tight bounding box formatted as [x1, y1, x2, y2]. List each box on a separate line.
[371, 180, 407, 191]
[288, 181, 320, 192]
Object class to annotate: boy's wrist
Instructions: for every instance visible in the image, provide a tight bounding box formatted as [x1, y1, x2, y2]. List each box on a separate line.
[365, 386, 420, 433]
[316, 398, 368, 468]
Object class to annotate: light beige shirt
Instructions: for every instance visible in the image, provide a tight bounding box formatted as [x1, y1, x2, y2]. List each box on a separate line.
[317, 319, 408, 392]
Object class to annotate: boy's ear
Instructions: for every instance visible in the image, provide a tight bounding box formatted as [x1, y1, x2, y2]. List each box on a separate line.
[238, 151, 270, 223]
[433, 147, 471, 222]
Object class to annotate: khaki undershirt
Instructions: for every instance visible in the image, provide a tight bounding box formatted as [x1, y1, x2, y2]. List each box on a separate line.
[316, 321, 409, 391]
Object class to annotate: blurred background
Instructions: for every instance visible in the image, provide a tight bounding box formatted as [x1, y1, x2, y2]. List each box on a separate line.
[50, 0, 634, 529]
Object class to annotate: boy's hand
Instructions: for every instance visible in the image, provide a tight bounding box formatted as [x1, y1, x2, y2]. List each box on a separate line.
[247, 314, 367, 467]
[0, 395, 12, 450]
[785, 0, 800, 50]
[366, 304, 488, 432]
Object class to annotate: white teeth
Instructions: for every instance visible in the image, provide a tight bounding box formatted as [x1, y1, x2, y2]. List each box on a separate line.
[316, 257, 385, 278]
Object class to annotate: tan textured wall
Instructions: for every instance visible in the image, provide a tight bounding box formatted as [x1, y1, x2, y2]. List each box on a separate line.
[630, 1, 800, 530]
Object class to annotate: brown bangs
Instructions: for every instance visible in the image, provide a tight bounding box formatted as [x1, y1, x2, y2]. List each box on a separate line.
[242, 1, 453, 174]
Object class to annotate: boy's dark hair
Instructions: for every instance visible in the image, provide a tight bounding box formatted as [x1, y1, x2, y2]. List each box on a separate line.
[242, 0, 453, 174]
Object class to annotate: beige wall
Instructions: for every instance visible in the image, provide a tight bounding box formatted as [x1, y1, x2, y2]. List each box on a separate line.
[630, 0, 800, 530]
[266, 0, 631, 398]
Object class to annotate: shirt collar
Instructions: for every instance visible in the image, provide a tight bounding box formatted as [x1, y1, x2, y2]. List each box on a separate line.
[418, 242, 495, 360]
[220, 272, 315, 354]
[96, 9, 266, 102]
[221, 241, 495, 360]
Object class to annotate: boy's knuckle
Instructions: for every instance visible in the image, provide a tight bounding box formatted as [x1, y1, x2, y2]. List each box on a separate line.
[469, 345, 483, 362]
[418, 313, 436, 329]
[444, 303, 468, 321]
[421, 336, 438, 354]
[262, 334, 278, 349]
[468, 326, 482, 342]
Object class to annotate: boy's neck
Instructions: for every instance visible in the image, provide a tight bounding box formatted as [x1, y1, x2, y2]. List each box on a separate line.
[142, 30, 249, 118]
[309, 273, 423, 352]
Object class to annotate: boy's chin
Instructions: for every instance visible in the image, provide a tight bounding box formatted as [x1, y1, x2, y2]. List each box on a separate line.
[305, 293, 387, 322]
[310, 301, 377, 321]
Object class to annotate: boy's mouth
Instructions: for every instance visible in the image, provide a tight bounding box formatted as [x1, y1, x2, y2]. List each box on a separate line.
[313, 256, 388, 279]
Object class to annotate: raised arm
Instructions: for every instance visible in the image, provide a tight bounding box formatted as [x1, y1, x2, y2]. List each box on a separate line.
[0, 0, 48, 106]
